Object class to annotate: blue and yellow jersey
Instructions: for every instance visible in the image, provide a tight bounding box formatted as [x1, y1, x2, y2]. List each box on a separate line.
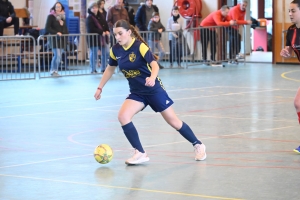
[109, 38, 165, 95]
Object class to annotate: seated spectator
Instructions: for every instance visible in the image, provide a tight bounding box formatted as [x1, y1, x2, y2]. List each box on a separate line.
[148, 12, 165, 69]
[0, 0, 19, 36]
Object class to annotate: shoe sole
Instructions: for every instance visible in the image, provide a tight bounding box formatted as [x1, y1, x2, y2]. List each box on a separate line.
[293, 149, 300, 154]
[195, 145, 207, 161]
[125, 157, 150, 165]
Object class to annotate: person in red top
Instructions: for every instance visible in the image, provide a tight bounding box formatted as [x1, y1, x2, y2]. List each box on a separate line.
[227, 0, 252, 64]
[280, 0, 300, 154]
[200, 5, 235, 64]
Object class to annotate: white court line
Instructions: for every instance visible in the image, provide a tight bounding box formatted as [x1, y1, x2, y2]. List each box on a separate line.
[0, 86, 223, 109]
[179, 114, 296, 123]
[0, 126, 296, 169]
[143, 126, 296, 148]
[0, 174, 244, 200]
[0, 104, 121, 119]
[174, 89, 280, 101]
[0, 89, 284, 119]
[0, 94, 126, 109]
[0, 154, 92, 169]
[0, 86, 281, 109]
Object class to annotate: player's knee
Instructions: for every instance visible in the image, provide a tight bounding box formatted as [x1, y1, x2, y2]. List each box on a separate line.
[294, 97, 300, 110]
[118, 112, 130, 125]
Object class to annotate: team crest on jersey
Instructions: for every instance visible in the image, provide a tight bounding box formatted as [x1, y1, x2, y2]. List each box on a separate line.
[129, 52, 136, 62]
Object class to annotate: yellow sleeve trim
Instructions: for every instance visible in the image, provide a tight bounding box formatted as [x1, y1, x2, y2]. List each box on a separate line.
[139, 43, 149, 58]
[110, 48, 116, 60]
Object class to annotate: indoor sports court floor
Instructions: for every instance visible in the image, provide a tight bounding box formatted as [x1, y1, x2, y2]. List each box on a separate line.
[0, 63, 300, 200]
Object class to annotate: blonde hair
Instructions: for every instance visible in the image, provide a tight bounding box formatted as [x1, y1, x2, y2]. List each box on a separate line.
[114, 20, 159, 61]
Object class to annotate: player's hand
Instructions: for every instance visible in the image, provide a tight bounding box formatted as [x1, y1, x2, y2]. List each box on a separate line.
[247, 20, 252, 25]
[280, 48, 291, 58]
[94, 89, 102, 100]
[229, 20, 236, 25]
[158, 29, 163, 33]
[145, 77, 155, 87]
[6, 17, 12, 23]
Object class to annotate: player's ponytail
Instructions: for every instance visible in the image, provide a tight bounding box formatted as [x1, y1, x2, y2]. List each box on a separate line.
[114, 20, 158, 61]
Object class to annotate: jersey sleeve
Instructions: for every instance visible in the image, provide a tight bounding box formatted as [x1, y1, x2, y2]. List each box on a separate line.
[139, 43, 155, 64]
[286, 29, 291, 46]
[108, 47, 118, 66]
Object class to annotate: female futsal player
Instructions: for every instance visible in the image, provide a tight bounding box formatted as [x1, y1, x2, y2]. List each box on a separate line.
[94, 20, 207, 164]
[280, 0, 300, 154]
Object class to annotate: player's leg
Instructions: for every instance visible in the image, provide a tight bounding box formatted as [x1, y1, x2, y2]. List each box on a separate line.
[160, 106, 207, 161]
[118, 98, 150, 164]
[294, 87, 300, 154]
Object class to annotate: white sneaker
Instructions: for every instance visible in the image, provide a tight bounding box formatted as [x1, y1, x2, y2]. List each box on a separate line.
[194, 144, 207, 161]
[125, 149, 150, 165]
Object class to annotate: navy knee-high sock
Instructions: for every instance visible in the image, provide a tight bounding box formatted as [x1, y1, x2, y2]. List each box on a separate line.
[122, 122, 145, 153]
[178, 122, 202, 146]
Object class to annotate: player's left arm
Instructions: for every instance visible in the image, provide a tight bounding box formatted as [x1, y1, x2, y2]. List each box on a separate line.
[146, 61, 159, 87]
[139, 43, 159, 87]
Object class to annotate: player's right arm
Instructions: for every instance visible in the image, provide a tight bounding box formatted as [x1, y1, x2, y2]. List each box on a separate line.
[280, 46, 292, 58]
[94, 48, 118, 100]
[281, 29, 293, 58]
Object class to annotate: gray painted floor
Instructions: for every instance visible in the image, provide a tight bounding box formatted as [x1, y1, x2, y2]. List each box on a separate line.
[0, 63, 300, 200]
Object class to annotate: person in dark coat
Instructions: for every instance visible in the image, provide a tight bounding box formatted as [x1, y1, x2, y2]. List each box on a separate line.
[96, 0, 110, 73]
[123, 0, 135, 26]
[86, 2, 110, 73]
[45, 2, 69, 76]
[135, 0, 159, 31]
[97, 0, 107, 20]
[0, 0, 19, 36]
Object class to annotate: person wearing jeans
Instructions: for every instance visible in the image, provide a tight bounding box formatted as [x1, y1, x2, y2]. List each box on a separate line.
[148, 12, 165, 69]
[45, 2, 68, 76]
[87, 2, 110, 73]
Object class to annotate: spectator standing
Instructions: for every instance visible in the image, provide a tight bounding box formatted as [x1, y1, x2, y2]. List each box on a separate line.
[106, 0, 129, 31]
[200, 5, 235, 64]
[96, 0, 110, 73]
[86, 2, 110, 74]
[97, 0, 107, 19]
[135, 0, 159, 32]
[227, 0, 252, 64]
[45, 2, 68, 76]
[148, 12, 165, 69]
[123, 0, 135, 26]
[0, 0, 19, 36]
[167, 6, 184, 68]
[106, 0, 129, 45]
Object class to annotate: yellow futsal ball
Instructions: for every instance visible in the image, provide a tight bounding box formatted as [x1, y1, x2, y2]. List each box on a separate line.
[94, 144, 113, 164]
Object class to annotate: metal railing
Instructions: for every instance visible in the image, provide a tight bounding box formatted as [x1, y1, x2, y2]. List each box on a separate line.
[0, 35, 36, 81]
[0, 26, 247, 80]
[38, 33, 110, 78]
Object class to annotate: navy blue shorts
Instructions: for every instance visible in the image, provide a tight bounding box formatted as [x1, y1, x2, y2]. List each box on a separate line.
[126, 91, 174, 112]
